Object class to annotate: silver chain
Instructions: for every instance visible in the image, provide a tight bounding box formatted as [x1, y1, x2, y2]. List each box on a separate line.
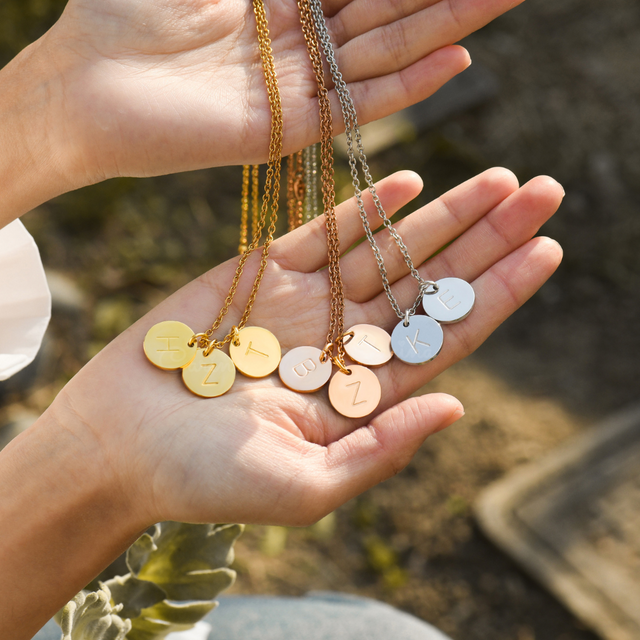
[309, 0, 437, 319]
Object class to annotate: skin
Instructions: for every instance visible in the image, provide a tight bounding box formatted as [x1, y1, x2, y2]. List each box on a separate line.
[0, 0, 563, 637]
[0, 0, 525, 225]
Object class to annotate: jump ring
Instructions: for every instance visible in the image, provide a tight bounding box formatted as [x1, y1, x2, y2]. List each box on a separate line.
[320, 341, 334, 363]
[340, 331, 356, 346]
[332, 357, 352, 376]
[421, 280, 439, 295]
[189, 333, 210, 349]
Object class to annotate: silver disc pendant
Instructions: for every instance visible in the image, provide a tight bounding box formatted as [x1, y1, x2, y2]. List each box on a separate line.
[422, 277, 475, 324]
[278, 346, 333, 393]
[391, 316, 443, 365]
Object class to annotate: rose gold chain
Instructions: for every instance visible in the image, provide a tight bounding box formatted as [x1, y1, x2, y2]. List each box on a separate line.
[298, 0, 347, 366]
[287, 151, 305, 231]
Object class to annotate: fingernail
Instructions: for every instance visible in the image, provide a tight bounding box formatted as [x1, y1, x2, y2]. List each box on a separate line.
[440, 405, 465, 432]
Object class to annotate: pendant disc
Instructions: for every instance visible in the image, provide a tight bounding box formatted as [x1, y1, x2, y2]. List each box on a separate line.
[343, 324, 393, 367]
[229, 326, 281, 378]
[328, 365, 381, 418]
[182, 348, 236, 398]
[143, 321, 196, 370]
[391, 316, 443, 365]
[422, 277, 475, 324]
[279, 346, 332, 393]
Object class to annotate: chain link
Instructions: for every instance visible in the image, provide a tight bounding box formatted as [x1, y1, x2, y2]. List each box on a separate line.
[198, 0, 283, 349]
[239, 165, 250, 254]
[239, 165, 260, 254]
[298, 0, 348, 365]
[303, 143, 320, 222]
[287, 150, 305, 231]
[309, 0, 436, 319]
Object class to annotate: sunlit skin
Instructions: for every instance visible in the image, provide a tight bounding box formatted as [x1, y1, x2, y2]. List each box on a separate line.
[0, 1, 562, 637]
[0, 0, 524, 225]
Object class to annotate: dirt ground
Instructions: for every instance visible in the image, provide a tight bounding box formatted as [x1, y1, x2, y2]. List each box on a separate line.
[3, 1, 640, 639]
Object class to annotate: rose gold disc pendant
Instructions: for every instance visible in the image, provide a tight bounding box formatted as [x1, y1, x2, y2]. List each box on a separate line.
[343, 324, 393, 367]
[328, 365, 382, 419]
[279, 345, 332, 393]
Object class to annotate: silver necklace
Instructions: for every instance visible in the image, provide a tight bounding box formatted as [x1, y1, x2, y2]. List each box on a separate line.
[308, 0, 475, 365]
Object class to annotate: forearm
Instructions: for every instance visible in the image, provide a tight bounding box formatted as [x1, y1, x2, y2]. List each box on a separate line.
[0, 36, 88, 229]
[0, 402, 149, 640]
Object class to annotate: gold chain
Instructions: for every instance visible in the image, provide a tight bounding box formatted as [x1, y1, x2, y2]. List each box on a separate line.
[298, 0, 347, 365]
[239, 164, 260, 255]
[251, 164, 260, 239]
[287, 151, 305, 231]
[197, 0, 283, 350]
[239, 165, 249, 254]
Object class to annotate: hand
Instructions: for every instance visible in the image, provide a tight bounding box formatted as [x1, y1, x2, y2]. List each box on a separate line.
[41, 0, 522, 181]
[54, 167, 563, 528]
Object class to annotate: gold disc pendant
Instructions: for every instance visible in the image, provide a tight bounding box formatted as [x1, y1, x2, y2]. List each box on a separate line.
[328, 365, 382, 419]
[229, 326, 282, 378]
[143, 321, 197, 371]
[343, 324, 393, 367]
[182, 348, 236, 398]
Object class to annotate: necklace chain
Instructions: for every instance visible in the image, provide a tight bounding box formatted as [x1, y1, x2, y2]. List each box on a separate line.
[287, 151, 305, 231]
[309, 0, 436, 319]
[197, 0, 283, 350]
[238, 164, 260, 255]
[298, 0, 347, 365]
[304, 143, 320, 222]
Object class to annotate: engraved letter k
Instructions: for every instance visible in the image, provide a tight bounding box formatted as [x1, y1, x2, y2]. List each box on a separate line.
[406, 330, 430, 354]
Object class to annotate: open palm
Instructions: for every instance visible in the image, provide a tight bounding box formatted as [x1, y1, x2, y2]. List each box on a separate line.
[55, 168, 563, 531]
[46, 0, 521, 180]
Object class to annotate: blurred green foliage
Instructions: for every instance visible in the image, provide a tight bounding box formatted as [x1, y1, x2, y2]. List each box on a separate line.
[60, 522, 243, 640]
[0, 0, 66, 64]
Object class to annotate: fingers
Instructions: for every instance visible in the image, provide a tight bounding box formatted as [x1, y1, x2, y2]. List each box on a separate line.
[285, 44, 468, 155]
[340, 167, 521, 301]
[269, 170, 424, 272]
[342, 45, 471, 129]
[370, 236, 563, 409]
[244, 392, 462, 527]
[312, 393, 464, 516]
[330, 0, 524, 82]
[362, 175, 564, 311]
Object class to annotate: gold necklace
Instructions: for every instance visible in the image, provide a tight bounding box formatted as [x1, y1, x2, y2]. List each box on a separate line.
[287, 150, 305, 231]
[239, 164, 260, 255]
[143, 0, 285, 396]
[277, 0, 381, 418]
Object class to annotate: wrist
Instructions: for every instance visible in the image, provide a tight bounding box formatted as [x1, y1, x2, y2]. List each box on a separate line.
[0, 34, 96, 229]
[0, 401, 150, 638]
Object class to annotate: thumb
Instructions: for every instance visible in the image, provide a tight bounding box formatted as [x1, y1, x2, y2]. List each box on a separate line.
[322, 393, 464, 511]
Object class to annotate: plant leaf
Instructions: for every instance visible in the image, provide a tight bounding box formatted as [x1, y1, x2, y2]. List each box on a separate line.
[126, 527, 159, 576]
[139, 600, 217, 625]
[54, 585, 132, 640]
[104, 574, 166, 620]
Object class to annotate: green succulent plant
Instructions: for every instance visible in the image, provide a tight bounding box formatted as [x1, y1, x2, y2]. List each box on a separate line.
[56, 522, 243, 640]
[55, 584, 131, 640]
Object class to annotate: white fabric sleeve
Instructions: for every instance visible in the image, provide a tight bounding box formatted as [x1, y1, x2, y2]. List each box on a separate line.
[0, 220, 52, 381]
